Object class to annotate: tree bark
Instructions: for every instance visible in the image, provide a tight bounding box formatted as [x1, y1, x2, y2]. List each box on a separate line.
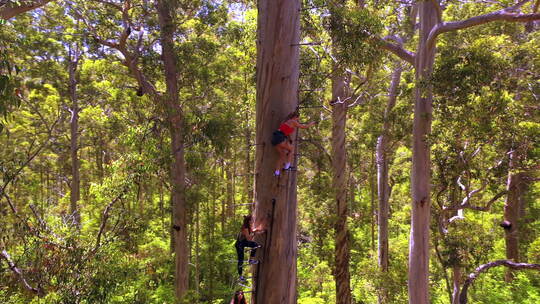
[68, 45, 81, 228]
[376, 63, 401, 304]
[331, 69, 352, 304]
[408, 2, 437, 304]
[156, 0, 188, 299]
[503, 156, 529, 281]
[252, 1, 301, 303]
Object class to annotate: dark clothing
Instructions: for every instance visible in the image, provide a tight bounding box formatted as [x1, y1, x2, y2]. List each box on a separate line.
[271, 130, 287, 146]
[236, 230, 247, 242]
[235, 239, 258, 276]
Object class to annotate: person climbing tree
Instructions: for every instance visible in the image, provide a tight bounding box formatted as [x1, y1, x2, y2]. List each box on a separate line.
[271, 110, 315, 176]
[230, 290, 247, 304]
[235, 214, 265, 281]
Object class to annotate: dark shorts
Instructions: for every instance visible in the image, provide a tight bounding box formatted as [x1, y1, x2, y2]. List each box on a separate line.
[271, 130, 287, 146]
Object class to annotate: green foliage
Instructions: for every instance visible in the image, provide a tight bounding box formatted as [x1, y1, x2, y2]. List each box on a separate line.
[1, 2, 540, 304]
[327, 5, 383, 69]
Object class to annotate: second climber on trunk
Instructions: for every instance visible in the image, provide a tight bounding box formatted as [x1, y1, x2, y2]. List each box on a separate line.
[271, 110, 315, 176]
[235, 214, 265, 282]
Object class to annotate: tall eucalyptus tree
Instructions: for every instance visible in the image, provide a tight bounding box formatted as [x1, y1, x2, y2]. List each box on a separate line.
[373, 1, 540, 302]
[69, 0, 196, 298]
[252, 0, 301, 303]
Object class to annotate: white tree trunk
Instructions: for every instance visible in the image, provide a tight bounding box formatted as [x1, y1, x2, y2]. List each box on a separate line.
[409, 2, 437, 304]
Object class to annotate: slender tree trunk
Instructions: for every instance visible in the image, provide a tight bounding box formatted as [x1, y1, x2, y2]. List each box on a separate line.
[376, 63, 401, 304]
[245, 111, 253, 206]
[227, 155, 236, 223]
[451, 264, 461, 304]
[156, 0, 188, 299]
[409, 2, 437, 304]
[331, 69, 352, 304]
[208, 184, 216, 302]
[95, 138, 104, 182]
[371, 152, 376, 252]
[68, 46, 80, 228]
[252, 1, 301, 303]
[194, 201, 200, 296]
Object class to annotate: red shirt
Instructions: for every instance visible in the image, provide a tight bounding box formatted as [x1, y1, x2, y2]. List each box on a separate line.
[278, 123, 294, 136]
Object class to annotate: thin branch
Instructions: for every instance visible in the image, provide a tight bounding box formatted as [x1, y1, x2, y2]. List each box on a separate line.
[443, 189, 507, 212]
[427, 1, 540, 50]
[461, 185, 485, 207]
[0, 0, 53, 19]
[0, 249, 43, 295]
[462, 190, 507, 211]
[459, 260, 540, 304]
[2, 193, 72, 250]
[0, 110, 60, 196]
[376, 36, 415, 65]
[92, 186, 130, 254]
[28, 204, 64, 242]
[69, 1, 159, 98]
[118, 0, 132, 46]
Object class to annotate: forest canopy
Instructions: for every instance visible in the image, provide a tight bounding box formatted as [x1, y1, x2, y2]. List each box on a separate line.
[1, 1, 539, 304]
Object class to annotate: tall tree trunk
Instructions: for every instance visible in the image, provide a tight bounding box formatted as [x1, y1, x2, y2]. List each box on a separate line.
[331, 70, 352, 304]
[409, 2, 437, 304]
[156, 0, 188, 299]
[503, 153, 529, 282]
[68, 46, 80, 228]
[376, 63, 401, 304]
[252, 1, 300, 303]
